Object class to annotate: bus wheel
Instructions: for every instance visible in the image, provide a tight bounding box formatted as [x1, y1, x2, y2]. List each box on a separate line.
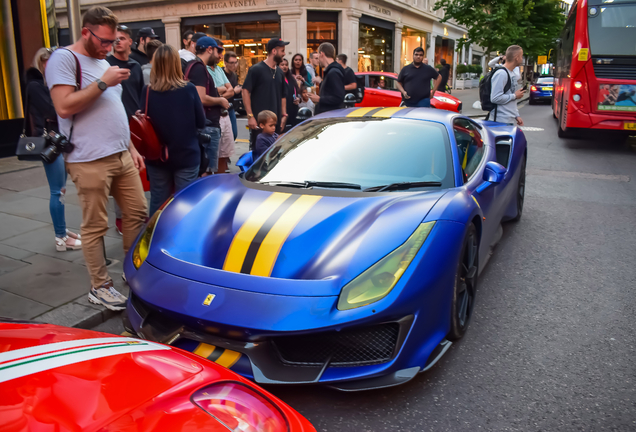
[552, 97, 557, 119]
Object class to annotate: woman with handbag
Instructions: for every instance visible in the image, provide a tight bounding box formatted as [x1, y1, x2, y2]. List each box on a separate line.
[140, 44, 206, 216]
[25, 47, 81, 252]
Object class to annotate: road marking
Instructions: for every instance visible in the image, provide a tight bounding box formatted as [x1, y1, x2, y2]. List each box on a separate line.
[528, 169, 630, 182]
[236, 139, 249, 143]
[520, 127, 545, 131]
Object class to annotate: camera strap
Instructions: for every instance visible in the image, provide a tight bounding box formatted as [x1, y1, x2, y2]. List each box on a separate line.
[58, 48, 82, 143]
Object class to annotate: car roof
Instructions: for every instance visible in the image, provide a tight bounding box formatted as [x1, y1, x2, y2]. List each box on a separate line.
[312, 106, 458, 126]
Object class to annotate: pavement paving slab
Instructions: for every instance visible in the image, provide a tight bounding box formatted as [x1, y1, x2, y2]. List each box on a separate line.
[0, 212, 48, 241]
[0, 289, 50, 320]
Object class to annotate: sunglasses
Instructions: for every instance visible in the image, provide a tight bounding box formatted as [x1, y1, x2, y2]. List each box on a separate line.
[86, 28, 116, 47]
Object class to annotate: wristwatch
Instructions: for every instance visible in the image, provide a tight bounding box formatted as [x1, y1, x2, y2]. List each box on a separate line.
[96, 79, 107, 91]
[247, 113, 254, 118]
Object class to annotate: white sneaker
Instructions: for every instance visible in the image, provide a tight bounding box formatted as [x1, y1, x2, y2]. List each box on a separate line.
[56, 235, 82, 252]
[88, 281, 128, 311]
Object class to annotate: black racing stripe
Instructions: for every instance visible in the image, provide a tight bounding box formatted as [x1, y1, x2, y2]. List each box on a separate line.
[207, 346, 224, 362]
[240, 194, 301, 274]
[362, 107, 385, 117]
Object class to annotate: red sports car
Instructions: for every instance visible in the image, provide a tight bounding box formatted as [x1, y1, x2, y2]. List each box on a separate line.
[0, 320, 315, 432]
[355, 72, 462, 113]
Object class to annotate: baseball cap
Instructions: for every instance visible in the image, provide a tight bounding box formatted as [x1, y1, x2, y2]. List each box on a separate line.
[137, 27, 159, 39]
[196, 36, 223, 50]
[266, 38, 289, 52]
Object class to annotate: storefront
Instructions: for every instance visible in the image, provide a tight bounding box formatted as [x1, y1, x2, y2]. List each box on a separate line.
[400, 27, 429, 69]
[182, 12, 280, 83]
[54, 0, 477, 81]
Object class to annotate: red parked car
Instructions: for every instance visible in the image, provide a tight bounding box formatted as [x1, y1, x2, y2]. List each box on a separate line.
[356, 72, 462, 113]
[0, 320, 315, 432]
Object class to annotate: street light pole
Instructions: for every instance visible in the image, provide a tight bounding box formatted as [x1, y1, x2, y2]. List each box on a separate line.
[67, 0, 82, 42]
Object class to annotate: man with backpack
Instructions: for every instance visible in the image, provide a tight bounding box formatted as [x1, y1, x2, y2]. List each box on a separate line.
[480, 45, 526, 125]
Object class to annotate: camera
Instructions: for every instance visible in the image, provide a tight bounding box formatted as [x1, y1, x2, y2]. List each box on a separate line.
[198, 131, 212, 144]
[41, 131, 75, 164]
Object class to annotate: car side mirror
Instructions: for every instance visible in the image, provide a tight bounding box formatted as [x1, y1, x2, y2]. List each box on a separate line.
[476, 161, 507, 193]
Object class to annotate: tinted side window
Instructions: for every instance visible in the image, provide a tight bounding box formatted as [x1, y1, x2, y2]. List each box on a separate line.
[453, 119, 485, 180]
[367, 75, 398, 91]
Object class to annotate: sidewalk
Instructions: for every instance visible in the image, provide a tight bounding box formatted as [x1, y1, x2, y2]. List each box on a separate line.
[0, 129, 249, 329]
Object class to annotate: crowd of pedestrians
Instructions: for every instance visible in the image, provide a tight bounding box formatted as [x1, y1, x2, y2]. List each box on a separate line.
[25, 3, 506, 312]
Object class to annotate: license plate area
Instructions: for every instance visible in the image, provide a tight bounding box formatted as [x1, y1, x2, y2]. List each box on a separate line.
[624, 122, 636, 130]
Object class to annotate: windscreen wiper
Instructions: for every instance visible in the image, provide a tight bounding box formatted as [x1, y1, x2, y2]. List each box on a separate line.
[364, 181, 443, 192]
[263, 181, 361, 190]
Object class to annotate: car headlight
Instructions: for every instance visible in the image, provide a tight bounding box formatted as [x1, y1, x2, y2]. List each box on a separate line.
[434, 96, 457, 104]
[337, 222, 435, 311]
[132, 197, 173, 269]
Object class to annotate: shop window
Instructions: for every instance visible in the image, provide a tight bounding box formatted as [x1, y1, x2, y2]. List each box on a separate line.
[185, 20, 280, 84]
[401, 28, 428, 69]
[307, 12, 338, 75]
[358, 24, 393, 73]
[434, 36, 454, 84]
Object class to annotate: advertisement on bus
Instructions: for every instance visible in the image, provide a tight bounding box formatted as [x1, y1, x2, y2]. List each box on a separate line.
[598, 85, 636, 113]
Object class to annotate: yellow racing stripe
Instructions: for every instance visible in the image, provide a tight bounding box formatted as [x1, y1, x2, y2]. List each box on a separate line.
[193, 343, 216, 358]
[347, 107, 378, 117]
[372, 106, 406, 118]
[223, 192, 292, 272]
[215, 349, 242, 368]
[250, 195, 322, 277]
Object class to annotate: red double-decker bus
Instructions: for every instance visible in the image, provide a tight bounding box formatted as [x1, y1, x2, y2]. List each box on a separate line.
[553, 0, 636, 138]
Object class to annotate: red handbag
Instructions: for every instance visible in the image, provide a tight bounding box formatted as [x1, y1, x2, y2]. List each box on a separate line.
[130, 86, 167, 161]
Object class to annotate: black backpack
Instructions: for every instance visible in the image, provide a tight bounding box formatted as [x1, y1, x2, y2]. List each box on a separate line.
[479, 66, 512, 120]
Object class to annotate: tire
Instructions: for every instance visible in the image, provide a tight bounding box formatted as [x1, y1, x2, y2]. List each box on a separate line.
[510, 155, 526, 222]
[448, 224, 479, 341]
[552, 96, 557, 118]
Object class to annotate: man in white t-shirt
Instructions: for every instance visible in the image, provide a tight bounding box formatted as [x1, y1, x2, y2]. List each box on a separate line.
[46, 6, 148, 311]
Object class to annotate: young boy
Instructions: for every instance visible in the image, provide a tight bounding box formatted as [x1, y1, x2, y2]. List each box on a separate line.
[253, 110, 278, 160]
[298, 85, 315, 114]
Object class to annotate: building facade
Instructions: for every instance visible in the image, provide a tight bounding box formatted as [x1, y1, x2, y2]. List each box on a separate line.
[55, 0, 479, 85]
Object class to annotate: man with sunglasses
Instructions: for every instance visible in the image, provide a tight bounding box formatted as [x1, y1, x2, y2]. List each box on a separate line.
[46, 6, 148, 311]
[223, 51, 242, 140]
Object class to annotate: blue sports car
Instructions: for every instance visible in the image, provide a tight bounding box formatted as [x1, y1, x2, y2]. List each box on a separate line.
[123, 107, 527, 391]
[529, 76, 554, 105]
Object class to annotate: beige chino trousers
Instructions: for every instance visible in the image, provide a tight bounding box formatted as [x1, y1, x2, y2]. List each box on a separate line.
[66, 151, 148, 288]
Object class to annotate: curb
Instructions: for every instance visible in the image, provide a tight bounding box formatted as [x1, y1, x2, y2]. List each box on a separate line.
[33, 295, 122, 329]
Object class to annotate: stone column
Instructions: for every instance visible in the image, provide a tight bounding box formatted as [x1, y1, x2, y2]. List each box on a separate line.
[427, 33, 436, 65]
[280, 9, 305, 60]
[393, 23, 403, 73]
[468, 45, 473, 64]
[461, 44, 465, 64]
[162, 17, 182, 50]
[343, 10, 361, 71]
[452, 44, 458, 88]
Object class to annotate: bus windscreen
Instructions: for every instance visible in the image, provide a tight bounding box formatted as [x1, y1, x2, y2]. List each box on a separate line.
[588, 4, 636, 57]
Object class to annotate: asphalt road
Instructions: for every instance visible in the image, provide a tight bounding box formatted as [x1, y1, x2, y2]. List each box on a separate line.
[94, 103, 636, 431]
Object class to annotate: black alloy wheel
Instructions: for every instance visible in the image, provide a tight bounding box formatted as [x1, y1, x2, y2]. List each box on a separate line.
[448, 224, 479, 341]
[511, 155, 526, 222]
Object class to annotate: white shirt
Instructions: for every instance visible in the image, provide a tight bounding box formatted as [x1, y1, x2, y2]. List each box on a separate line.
[179, 49, 196, 62]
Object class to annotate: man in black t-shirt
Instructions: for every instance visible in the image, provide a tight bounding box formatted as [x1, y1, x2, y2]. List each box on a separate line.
[185, 37, 230, 174]
[242, 38, 288, 150]
[106, 26, 144, 118]
[336, 54, 357, 95]
[438, 58, 451, 93]
[397, 47, 441, 107]
[308, 42, 345, 115]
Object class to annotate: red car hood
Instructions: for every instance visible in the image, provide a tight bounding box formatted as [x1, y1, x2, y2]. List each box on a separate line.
[0, 322, 314, 431]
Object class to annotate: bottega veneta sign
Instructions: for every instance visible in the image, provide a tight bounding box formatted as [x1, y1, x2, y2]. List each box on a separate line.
[198, 0, 256, 10]
[369, 3, 391, 15]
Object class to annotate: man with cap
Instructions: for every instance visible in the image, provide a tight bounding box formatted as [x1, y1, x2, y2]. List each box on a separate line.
[130, 27, 159, 66]
[184, 36, 230, 174]
[242, 38, 288, 150]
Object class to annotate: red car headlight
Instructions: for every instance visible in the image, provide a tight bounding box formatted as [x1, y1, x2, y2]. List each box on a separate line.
[192, 382, 289, 432]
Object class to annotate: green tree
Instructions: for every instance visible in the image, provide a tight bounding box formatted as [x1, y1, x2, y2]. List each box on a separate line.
[434, 0, 564, 58]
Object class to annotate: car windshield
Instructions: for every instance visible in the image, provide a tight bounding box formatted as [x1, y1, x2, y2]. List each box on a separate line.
[588, 3, 636, 57]
[244, 117, 454, 191]
[536, 77, 554, 84]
